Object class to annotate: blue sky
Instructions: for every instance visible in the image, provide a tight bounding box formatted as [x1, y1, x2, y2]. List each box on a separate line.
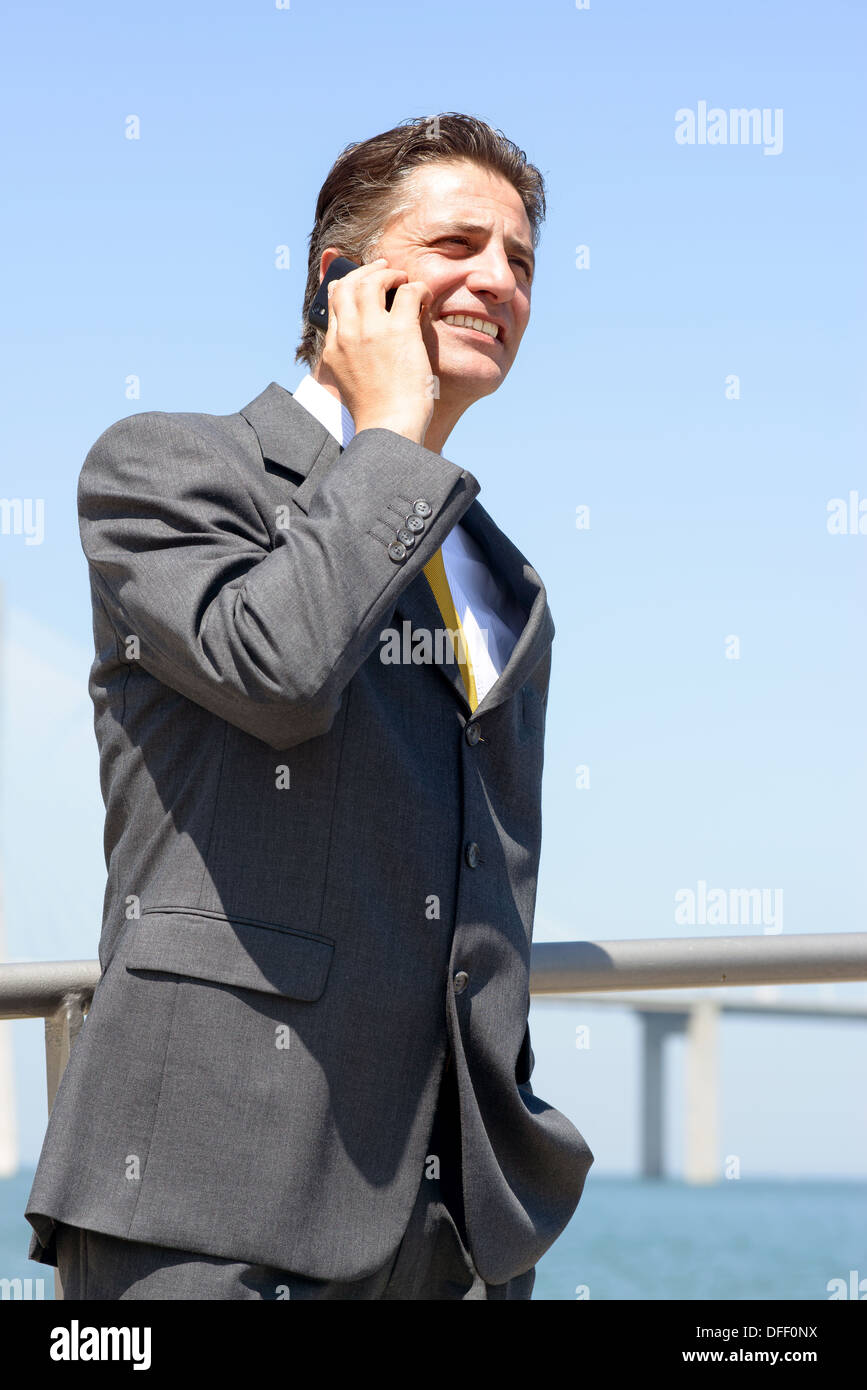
[1, 0, 865, 1176]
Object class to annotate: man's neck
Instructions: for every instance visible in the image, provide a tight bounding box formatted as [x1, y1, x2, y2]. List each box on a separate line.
[310, 362, 470, 455]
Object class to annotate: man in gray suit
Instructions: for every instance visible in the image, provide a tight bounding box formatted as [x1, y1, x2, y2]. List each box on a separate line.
[26, 113, 593, 1299]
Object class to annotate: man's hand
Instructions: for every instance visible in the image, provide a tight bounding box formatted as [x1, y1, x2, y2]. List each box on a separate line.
[320, 258, 436, 446]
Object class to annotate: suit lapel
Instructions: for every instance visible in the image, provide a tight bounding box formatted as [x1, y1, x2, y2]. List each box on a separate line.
[391, 497, 554, 719]
[239, 381, 554, 718]
[452, 498, 554, 718]
[240, 380, 339, 498]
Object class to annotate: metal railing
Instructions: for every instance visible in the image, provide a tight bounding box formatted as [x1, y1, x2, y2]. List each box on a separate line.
[3, 933, 866, 1107]
[529, 932, 867, 993]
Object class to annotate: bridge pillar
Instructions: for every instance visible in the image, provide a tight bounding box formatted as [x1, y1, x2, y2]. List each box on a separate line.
[640, 1013, 682, 1177]
[684, 999, 719, 1184]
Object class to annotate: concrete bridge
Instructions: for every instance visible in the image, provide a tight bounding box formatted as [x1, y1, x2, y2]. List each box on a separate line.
[537, 987, 867, 1183]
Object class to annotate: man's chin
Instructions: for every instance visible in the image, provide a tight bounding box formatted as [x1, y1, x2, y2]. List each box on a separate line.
[438, 354, 508, 400]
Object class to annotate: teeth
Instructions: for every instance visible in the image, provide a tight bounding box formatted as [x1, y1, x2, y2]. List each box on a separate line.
[443, 314, 499, 340]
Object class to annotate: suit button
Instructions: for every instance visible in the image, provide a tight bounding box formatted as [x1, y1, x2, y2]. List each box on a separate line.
[396, 527, 416, 548]
[413, 499, 433, 518]
[387, 541, 407, 562]
[404, 514, 425, 534]
[465, 842, 480, 868]
[465, 722, 481, 746]
[453, 971, 469, 994]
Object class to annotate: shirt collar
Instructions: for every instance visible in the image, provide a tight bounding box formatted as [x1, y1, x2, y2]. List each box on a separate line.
[292, 372, 356, 447]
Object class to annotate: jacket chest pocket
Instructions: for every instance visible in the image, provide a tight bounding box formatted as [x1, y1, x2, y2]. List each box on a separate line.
[125, 908, 334, 1002]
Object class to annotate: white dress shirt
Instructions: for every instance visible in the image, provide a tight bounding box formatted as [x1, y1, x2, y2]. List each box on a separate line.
[291, 372, 525, 704]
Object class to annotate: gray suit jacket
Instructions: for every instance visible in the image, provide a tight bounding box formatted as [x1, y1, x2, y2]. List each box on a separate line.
[25, 381, 593, 1285]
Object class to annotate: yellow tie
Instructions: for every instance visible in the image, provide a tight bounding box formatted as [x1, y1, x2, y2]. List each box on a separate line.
[423, 548, 479, 711]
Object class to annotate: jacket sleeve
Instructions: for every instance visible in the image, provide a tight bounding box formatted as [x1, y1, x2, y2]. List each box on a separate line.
[78, 409, 480, 749]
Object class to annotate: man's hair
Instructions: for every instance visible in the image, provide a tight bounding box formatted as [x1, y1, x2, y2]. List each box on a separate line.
[294, 112, 546, 371]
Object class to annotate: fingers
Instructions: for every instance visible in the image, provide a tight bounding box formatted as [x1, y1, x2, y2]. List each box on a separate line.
[322, 259, 432, 357]
[354, 270, 408, 318]
[322, 260, 386, 343]
[324, 277, 343, 350]
[389, 280, 434, 323]
[329, 261, 414, 319]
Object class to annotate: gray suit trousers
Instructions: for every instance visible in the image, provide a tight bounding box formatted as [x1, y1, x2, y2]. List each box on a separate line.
[53, 1061, 535, 1301]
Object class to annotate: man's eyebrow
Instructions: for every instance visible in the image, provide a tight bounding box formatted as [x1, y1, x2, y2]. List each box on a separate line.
[425, 220, 535, 272]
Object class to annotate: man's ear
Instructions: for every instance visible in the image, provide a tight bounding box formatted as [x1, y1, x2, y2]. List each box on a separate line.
[319, 247, 348, 284]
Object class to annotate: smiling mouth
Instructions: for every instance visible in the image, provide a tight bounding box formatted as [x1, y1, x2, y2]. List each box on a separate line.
[441, 313, 503, 343]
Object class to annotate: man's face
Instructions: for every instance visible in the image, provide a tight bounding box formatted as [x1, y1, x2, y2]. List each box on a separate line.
[330, 159, 534, 407]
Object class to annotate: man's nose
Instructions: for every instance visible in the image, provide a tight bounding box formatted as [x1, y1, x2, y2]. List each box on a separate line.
[466, 248, 519, 300]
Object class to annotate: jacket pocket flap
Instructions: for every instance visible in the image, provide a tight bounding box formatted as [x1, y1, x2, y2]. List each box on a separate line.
[125, 911, 334, 1002]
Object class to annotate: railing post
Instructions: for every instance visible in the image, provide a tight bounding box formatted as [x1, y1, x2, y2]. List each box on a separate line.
[43, 994, 86, 1301]
[44, 994, 85, 1113]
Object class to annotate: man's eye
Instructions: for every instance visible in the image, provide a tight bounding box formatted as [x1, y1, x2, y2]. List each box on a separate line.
[438, 238, 531, 280]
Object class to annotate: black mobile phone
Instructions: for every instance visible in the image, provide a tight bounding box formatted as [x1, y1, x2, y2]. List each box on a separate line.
[307, 256, 398, 332]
